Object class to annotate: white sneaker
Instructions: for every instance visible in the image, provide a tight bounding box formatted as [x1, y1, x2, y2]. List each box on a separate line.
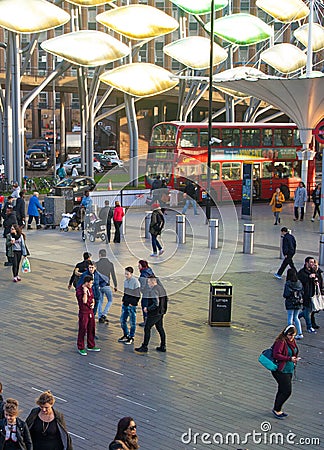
[150, 253, 158, 257]
[295, 334, 303, 340]
[274, 273, 282, 280]
[311, 218, 314, 222]
[159, 249, 164, 255]
[307, 328, 317, 333]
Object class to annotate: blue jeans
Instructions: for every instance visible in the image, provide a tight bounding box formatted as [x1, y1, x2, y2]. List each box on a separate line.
[151, 234, 162, 254]
[299, 306, 312, 330]
[120, 305, 137, 338]
[98, 285, 113, 318]
[182, 198, 198, 215]
[287, 309, 302, 335]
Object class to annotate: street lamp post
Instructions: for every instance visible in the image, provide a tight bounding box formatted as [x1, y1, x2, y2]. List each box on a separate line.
[206, 0, 215, 221]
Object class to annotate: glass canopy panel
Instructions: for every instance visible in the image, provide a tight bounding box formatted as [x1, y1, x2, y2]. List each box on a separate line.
[206, 13, 273, 46]
[256, 0, 309, 23]
[261, 43, 307, 74]
[96, 5, 179, 40]
[294, 23, 324, 52]
[163, 36, 227, 70]
[169, 0, 228, 15]
[65, 0, 114, 6]
[0, 0, 70, 33]
[100, 63, 179, 98]
[213, 67, 267, 98]
[41, 30, 130, 67]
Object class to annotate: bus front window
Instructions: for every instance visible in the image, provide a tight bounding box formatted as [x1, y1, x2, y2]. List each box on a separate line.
[150, 124, 177, 147]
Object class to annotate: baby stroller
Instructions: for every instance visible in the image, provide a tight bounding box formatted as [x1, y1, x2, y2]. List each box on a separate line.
[86, 212, 106, 242]
[60, 213, 74, 232]
[69, 205, 82, 230]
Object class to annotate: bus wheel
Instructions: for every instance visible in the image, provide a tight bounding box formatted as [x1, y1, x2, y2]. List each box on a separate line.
[280, 184, 290, 201]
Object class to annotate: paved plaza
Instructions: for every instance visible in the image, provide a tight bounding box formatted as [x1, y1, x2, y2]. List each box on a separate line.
[0, 201, 323, 450]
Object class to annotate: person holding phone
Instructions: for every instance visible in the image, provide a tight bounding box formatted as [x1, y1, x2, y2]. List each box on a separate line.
[271, 325, 299, 419]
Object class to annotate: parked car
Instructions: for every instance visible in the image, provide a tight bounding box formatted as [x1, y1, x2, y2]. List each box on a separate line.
[26, 151, 49, 170]
[25, 148, 43, 161]
[35, 140, 51, 153]
[50, 176, 96, 205]
[56, 156, 102, 175]
[31, 143, 51, 156]
[44, 130, 54, 143]
[102, 149, 124, 167]
[93, 152, 113, 171]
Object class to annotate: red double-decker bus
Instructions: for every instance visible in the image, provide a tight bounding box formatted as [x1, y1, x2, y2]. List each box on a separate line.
[145, 121, 316, 202]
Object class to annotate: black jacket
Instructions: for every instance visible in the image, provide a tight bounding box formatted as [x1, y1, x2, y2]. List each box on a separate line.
[298, 266, 316, 308]
[15, 197, 26, 221]
[26, 407, 73, 450]
[184, 181, 197, 199]
[3, 211, 18, 236]
[282, 233, 296, 257]
[99, 205, 113, 224]
[0, 417, 33, 450]
[283, 280, 303, 310]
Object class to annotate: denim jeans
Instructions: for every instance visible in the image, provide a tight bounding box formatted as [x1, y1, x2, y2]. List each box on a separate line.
[287, 309, 302, 335]
[151, 234, 162, 254]
[120, 305, 137, 338]
[182, 198, 198, 215]
[298, 306, 312, 330]
[98, 285, 113, 318]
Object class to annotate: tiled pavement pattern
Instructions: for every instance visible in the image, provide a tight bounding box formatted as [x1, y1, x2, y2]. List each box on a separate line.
[0, 202, 323, 450]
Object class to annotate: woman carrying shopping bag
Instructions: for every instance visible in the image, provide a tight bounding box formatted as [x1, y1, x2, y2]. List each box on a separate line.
[6, 224, 28, 282]
[269, 187, 285, 225]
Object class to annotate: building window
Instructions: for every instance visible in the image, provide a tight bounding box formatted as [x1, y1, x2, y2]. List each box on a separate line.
[39, 92, 48, 108]
[155, 40, 164, 67]
[72, 93, 79, 109]
[139, 43, 148, 63]
[240, 0, 250, 12]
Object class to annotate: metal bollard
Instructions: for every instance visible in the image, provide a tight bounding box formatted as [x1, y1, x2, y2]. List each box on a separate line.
[208, 218, 219, 249]
[243, 223, 254, 254]
[319, 234, 324, 266]
[176, 214, 186, 244]
[121, 208, 126, 236]
[145, 211, 152, 239]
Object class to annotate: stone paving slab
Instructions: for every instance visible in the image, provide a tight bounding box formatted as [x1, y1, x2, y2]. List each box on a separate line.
[0, 202, 323, 450]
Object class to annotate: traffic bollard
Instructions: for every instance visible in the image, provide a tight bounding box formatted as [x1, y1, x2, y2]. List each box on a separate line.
[145, 211, 152, 239]
[176, 214, 186, 244]
[243, 223, 254, 254]
[208, 218, 219, 249]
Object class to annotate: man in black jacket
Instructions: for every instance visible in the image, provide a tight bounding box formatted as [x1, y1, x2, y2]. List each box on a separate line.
[135, 275, 167, 353]
[274, 227, 296, 280]
[15, 191, 26, 227]
[298, 256, 317, 333]
[181, 179, 199, 215]
[99, 200, 113, 243]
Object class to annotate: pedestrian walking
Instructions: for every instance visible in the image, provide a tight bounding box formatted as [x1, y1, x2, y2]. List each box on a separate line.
[108, 417, 139, 450]
[274, 227, 296, 279]
[56, 163, 66, 180]
[151, 174, 162, 203]
[96, 248, 118, 323]
[271, 325, 299, 419]
[118, 267, 141, 345]
[181, 179, 199, 215]
[293, 181, 307, 221]
[135, 275, 167, 354]
[113, 201, 124, 243]
[138, 260, 154, 327]
[298, 256, 318, 333]
[0, 398, 32, 450]
[283, 268, 303, 339]
[15, 191, 26, 227]
[80, 190, 93, 240]
[68, 252, 92, 290]
[71, 165, 78, 177]
[11, 182, 20, 202]
[26, 390, 73, 450]
[27, 192, 44, 230]
[75, 274, 100, 355]
[269, 187, 285, 225]
[310, 260, 322, 329]
[99, 200, 113, 243]
[311, 183, 321, 221]
[6, 224, 28, 282]
[149, 203, 164, 257]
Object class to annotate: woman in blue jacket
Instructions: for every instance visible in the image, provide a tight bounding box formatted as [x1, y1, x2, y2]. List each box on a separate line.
[27, 192, 44, 230]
